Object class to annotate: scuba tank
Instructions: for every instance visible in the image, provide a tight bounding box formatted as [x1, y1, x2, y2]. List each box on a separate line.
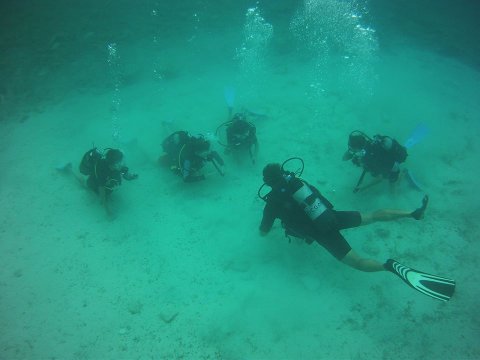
[258, 157, 336, 232]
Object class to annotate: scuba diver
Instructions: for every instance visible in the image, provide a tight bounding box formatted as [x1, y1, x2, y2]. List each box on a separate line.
[258, 159, 455, 302]
[59, 147, 138, 217]
[343, 131, 408, 193]
[159, 131, 224, 182]
[215, 113, 258, 164]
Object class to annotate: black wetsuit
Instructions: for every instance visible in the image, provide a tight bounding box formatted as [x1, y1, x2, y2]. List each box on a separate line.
[260, 175, 361, 260]
[178, 147, 209, 182]
[87, 159, 126, 195]
[360, 137, 405, 182]
[226, 120, 257, 151]
[161, 131, 223, 182]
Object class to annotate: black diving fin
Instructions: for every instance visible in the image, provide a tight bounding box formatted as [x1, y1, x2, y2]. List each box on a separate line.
[384, 259, 455, 301]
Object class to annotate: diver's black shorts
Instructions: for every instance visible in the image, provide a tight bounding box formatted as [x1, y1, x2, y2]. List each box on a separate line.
[332, 210, 362, 231]
[289, 211, 362, 261]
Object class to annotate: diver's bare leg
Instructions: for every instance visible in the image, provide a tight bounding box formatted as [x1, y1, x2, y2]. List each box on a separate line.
[342, 249, 385, 272]
[360, 195, 429, 225]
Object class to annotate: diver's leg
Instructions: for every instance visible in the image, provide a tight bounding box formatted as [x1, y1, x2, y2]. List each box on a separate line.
[71, 170, 86, 187]
[360, 209, 411, 225]
[360, 195, 429, 225]
[318, 230, 383, 272]
[411, 195, 429, 220]
[57, 162, 86, 187]
[342, 249, 385, 272]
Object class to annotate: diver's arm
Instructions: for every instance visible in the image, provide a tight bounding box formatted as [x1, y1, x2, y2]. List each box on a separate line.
[355, 177, 382, 193]
[123, 173, 138, 181]
[208, 151, 224, 166]
[121, 166, 138, 181]
[259, 205, 275, 236]
[353, 169, 367, 193]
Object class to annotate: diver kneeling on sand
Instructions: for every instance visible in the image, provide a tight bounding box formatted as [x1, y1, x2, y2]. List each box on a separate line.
[215, 112, 259, 164]
[258, 158, 455, 301]
[58, 147, 138, 217]
[343, 131, 408, 193]
[159, 131, 225, 182]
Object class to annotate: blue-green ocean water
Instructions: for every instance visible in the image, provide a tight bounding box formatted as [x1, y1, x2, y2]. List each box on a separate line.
[1, 1, 479, 359]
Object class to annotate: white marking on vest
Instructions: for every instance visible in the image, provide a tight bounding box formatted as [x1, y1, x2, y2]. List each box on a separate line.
[293, 184, 327, 220]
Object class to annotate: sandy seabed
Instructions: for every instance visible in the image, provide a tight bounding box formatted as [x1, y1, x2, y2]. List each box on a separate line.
[1, 30, 480, 360]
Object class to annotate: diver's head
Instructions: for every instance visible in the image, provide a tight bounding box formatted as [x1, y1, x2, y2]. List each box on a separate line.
[382, 136, 393, 150]
[344, 131, 369, 161]
[263, 163, 285, 187]
[105, 149, 124, 170]
[348, 131, 368, 151]
[191, 136, 211, 157]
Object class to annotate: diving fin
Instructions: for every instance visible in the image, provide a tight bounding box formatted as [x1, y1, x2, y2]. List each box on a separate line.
[224, 86, 235, 118]
[55, 162, 73, 173]
[404, 124, 429, 149]
[404, 169, 424, 192]
[384, 259, 455, 301]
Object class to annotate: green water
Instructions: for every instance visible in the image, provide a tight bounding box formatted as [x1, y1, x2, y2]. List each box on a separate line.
[1, 1, 479, 359]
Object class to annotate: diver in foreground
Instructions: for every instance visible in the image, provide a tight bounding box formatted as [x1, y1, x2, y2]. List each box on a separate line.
[258, 160, 455, 301]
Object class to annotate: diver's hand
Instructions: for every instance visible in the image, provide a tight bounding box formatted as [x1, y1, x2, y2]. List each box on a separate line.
[124, 173, 138, 180]
[259, 230, 269, 237]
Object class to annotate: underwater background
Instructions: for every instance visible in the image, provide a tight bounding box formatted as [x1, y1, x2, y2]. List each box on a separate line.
[1, 0, 479, 359]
